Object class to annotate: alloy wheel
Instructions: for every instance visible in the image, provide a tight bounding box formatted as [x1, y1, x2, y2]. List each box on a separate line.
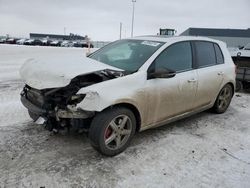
[104, 115, 132, 150]
[217, 86, 232, 110]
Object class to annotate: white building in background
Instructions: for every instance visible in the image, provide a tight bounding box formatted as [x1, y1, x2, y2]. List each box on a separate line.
[180, 28, 250, 48]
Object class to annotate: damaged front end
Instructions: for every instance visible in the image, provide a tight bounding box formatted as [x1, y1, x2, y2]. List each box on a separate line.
[20, 69, 124, 133]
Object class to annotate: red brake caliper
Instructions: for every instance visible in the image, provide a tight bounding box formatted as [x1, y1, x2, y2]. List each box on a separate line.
[105, 127, 112, 139]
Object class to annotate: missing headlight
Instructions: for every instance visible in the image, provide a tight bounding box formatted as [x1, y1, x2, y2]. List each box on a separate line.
[69, 94, 86, 104]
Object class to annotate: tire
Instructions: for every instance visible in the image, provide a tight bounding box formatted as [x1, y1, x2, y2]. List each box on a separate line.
[28, 110, 40, 121]
[88, 107, 136, 156]
[212, 84, 233, 114]
[235, 80, 243, 92]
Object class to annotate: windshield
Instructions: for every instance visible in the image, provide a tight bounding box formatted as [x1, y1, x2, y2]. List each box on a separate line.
[90, 39, 164, 72]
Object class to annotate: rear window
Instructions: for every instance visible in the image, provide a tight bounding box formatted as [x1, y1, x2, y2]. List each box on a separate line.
[214, 44, 224, 64]
[195, 41, 216, 67]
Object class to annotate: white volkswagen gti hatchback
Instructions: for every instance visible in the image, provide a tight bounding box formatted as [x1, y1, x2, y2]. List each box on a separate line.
[20, 36, 236, 156]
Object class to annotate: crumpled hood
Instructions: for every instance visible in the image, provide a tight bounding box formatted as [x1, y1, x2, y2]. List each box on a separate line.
[20, 54, 122, 90]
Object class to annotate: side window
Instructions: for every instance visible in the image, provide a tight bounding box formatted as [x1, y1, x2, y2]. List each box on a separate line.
[153, 42, 192, 72]
[214, 44, 224, 64]
[195, 41, 216, 67]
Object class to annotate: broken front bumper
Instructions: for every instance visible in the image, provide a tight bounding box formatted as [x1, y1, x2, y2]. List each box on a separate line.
[21, 94, 94, 120]
[21, 94, 47, 115]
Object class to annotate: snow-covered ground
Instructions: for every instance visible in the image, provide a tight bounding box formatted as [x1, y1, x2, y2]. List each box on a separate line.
[0, 44, 250, 188]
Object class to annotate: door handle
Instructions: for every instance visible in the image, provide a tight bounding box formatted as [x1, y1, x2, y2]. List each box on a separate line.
[187, 78, 197, 83]
[218, 71, 224, 76]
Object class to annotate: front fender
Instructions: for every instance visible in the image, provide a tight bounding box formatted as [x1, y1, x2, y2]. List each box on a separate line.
[76, 90, 143, 112]
[75, 71, 148, 127]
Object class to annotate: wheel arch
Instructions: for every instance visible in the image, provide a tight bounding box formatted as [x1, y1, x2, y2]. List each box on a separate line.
[102, 103, 142, 132]
[226, 82, 235, 96]
[212, 81, 235, 108]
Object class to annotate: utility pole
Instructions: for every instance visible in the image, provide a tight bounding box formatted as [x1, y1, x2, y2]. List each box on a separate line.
[131, 0, 136, 37]
[119, 22, 123, 40]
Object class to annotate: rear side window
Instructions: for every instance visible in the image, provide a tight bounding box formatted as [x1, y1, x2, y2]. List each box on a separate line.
[195, 41, 216, 67]
[214, 44, 224, 64]
[153, 41, 193, 72]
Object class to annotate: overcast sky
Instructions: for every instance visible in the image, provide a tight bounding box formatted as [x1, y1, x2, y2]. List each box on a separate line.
[0, 0, 249, 41]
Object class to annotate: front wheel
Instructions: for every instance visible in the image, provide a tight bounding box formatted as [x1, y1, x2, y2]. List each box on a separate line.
[88, 107, 136, 156]
[212, 84, 233, 114]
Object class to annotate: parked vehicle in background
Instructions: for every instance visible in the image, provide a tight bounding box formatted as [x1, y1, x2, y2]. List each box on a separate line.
[5, 38, 17, 44]
[16, 38, 28, 45]
[33, 39, 43, 46]
[24, 39, 43, 46]
[41, 39, 52, 46]
[61, 40, 68, 47]
[230, 43, 250, 92]
[73, 41, 94, 48]
[0, 38, 6, 44]
[20, 36, 235, 156]
[230, 44, 250, 56]
[61, 40, 74, 47]
[73, 41, 83, 48]
[23, 39, 34, 45]
[50, 40, 61, 47]
[24, 39, 34, 45]
[235, 66, 250, 92]
[1, 37, 94, 48]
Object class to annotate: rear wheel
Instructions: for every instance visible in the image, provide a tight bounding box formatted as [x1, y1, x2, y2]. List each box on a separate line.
[236, 80, 243, 92]
[213, 84, 233, 114]
[88, 107, 136, 156]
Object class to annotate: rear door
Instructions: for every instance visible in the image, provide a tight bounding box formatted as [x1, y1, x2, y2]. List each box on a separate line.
[193, 41, 225, 108]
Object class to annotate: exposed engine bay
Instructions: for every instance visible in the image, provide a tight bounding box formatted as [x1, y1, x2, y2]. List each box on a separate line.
[21, 69, 125, 133]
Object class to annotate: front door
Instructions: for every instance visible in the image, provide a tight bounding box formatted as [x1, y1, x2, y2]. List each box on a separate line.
[145, 41, 197, 125]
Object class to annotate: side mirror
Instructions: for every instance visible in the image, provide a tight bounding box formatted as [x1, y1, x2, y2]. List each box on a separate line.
[148, 67, 176, 79]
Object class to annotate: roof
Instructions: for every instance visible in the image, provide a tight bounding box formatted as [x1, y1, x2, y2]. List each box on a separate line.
[180, 28, 250, 38]
[132, 35, 224, 44]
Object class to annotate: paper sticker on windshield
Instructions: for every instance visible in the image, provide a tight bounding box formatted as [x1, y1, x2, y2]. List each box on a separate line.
[141, 41, 161, 47]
